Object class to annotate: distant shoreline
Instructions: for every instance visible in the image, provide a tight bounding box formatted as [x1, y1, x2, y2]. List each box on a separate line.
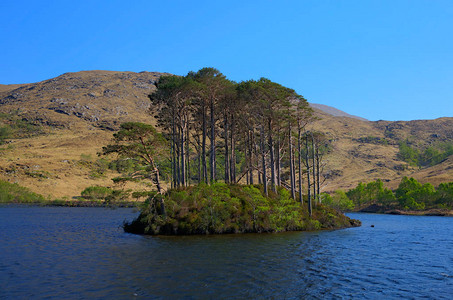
[0, 200, 139, 208]
[385, 209, 453, 216]
[359, 205, 453, 216]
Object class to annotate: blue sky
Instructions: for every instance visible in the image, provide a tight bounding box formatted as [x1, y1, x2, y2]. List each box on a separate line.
[1, 0, 452, 121]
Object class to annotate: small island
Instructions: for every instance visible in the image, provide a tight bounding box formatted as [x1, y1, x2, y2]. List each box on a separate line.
[124, 183, 360, 235]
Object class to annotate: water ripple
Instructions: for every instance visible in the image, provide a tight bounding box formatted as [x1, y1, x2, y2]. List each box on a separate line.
[1, 208, 453, 298]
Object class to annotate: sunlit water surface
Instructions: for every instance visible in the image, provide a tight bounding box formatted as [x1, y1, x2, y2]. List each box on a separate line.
[0, 206, 452, 299]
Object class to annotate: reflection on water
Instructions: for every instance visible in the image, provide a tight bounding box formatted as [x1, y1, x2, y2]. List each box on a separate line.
[0, 207, 452, 298]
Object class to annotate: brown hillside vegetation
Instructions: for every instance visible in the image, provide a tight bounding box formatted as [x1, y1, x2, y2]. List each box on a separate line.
[387, 155, 453, 189]
[0, 70, 452, 199]
[309, 111, 453, 191]
[0, 70, 168, 130]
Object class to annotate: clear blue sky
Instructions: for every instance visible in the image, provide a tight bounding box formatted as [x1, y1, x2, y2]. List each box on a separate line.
[1, 0, 452, 121]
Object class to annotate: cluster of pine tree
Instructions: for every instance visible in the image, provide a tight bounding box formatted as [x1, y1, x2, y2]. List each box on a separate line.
[149, 67, 328, 215]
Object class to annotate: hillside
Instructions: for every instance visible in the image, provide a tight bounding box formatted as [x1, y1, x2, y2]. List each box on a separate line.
[0, 71, 166, 199]
[308, 110, 452, 191]
[0, 70, 452, 199]
[0, 70, 167, 130]
[309, 103, 367, 121]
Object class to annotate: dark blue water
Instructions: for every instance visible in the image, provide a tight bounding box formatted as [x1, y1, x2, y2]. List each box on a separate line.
[0, 207, 452, 299]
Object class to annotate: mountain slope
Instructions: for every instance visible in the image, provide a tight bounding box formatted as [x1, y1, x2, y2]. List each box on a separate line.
[0, 71, 166, 198]
[0, 70, 451, 198]
[310, 103, 368, 121]
[0, 70, 167, 130]
[307, 111, 453, 191]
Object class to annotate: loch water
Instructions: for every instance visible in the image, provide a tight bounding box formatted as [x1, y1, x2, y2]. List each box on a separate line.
[0, 206, 452, 299]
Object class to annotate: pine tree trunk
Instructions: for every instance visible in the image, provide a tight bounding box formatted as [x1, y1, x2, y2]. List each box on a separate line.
[298, 125, 303, 205]
[154, 168, 166, 218]
[198, 149, 201, 184]
[289, 124, 295, 199]
[268, 118, 276, 193]
[175, 128, 180, 187]
[305, 134, 312, 216]
[210, 98, 216, 183]
[186, 123, 190, 186]
[311, 134, 316, 204]
[180, 123, 186, 187]
[316, 147, 321, 198]
[171, 114, 176, 188]
[276, 130, 281, 187]
[202, 103, 207, 183]
[248, 130, 254, 185]
[230, 115, 236, 183]
[260, 125, 267, 195]
[224, 112, 230, 183]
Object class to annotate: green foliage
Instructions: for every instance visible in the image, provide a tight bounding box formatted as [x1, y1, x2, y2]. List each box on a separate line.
[89, 158, 110, 178]
[0, 180, 46, 203]
[419, 143, 453, 166]
[24, 170, 52, 179]
[321, 190, 355, 211]
[101, 122, 168, 188]
[0, 180, 137, 206]
[150, 67, 314, 189]
[419, 146, 441, 166]
[108, 158, 140, 173]
[0, 113, 45, 141]
[376, 187, 397, 207]
[395, 177, 434, 210]
[102, 122, 168, 161]
[395, 176, 422, 199]
[76, 154, 111, 178]
[0, 126, 11, 144]
[105, 189, 131, 204]
[80, 185, 131, 203]
[81, 185, 113, 200]
[398, 140, 453, 167]
[346, 180, 395, 209]
[346, 182, 366, 207]
[123, 183, 358, 235]
[131, 191, 155, 200]
[77, 153, 94, 168]
[356, 136, 389, 145]
[345, 177, 453, 211]
[398, 140, 419, 166]
[436, 182, 453, 208]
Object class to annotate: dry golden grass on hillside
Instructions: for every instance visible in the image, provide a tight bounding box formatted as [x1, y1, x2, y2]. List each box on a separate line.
[0, 128, 155, 199]
[387, 156, 453, 189]
[0, 71, 167, 199]
[0, 70, 164, 131]
[306, 113, 418, 192]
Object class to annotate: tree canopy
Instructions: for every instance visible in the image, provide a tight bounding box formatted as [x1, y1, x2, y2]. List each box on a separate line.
[102, 122, 167, 197]
[148, 67, 327, 215]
